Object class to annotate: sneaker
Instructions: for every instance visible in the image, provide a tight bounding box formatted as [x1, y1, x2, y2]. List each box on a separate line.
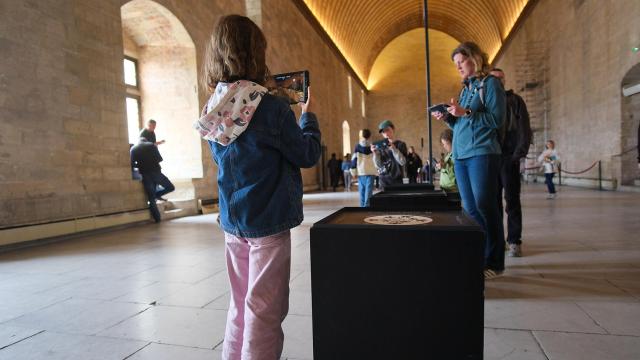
[546, 193, 554, 199]
[484, 269, 503, 280]
[507, 244, 522, 257]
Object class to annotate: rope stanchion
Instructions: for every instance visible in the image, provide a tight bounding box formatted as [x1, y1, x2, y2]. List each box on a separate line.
[559, 160, 599, 175]
[523, 159, 603, 190]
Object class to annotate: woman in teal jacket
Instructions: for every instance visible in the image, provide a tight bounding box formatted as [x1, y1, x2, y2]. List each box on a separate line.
[433, 41, 506, 279]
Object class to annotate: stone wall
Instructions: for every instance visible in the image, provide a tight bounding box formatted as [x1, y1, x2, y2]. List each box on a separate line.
[494, 0, 640, 184]
[262, 0, 368, 187]
[0, 0, 364, 228]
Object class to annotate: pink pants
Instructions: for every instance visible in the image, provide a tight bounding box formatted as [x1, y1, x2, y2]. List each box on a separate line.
[222, 230, 291, 360]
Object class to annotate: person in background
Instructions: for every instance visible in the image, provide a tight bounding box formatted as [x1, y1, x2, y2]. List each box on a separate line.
[490, 68, 532, 258]
[371, 120, 407, 189]
[130, 137, 175, 222]
[352, 129, 377, 206]
[538, 140, 559, 199]
[140, 119, 166, 146]
[432, 41, 506, 280]
[342, 153, 352, 191]
[436, 129, 457, 192]
[327, 153, 342, 191]
[406, 146, 423, 183]
[195, 15, 321, 360]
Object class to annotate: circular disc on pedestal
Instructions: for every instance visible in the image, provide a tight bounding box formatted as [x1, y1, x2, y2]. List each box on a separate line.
[363, 214, 433, 225]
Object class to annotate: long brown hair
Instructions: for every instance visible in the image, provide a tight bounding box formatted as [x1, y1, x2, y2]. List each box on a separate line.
[201, 15, 270, 93]
[451, 42, 490, 78]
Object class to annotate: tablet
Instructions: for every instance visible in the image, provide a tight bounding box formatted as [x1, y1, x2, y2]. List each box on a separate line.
[266, 70, 309, 104]
[428, 103, 450, 114]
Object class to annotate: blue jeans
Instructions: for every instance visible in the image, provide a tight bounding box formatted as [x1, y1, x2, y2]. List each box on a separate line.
[141, 171, 175, 222]
[544, 173, 556, 194]
[358, 175, 375, 207]
[455, 154, 505, 271]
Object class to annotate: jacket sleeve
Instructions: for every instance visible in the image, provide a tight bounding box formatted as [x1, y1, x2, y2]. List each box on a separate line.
[279, 108, 321, 168]
[130, 149, 137, 168]
[512, 94, 532, 161]
[350, 147, 358, 168]
[372, 150, 383, 170]
[473, 76, 505, 130]
[392, 142, 407, 166]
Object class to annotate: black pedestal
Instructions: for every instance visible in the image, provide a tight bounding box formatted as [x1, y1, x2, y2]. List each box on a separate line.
[310, 208, 484, 359]
[383, 183, 435, 191]
[370, 188, 461, 211]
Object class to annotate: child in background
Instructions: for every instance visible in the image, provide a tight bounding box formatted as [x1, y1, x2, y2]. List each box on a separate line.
[342, 153, 352, 191]
[436, 129, 458, 192]
[538, 140, 559, 199]
[352, 129, 377, 206]
[195, 15, 321, 360]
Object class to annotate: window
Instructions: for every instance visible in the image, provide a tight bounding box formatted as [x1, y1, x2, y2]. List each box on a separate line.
[342, 121, 351, 156]
[126, 96, 141, 145]
[347, 76, 353, 109]
[124, 57, 138, 87]
[124, 56, 142, 145]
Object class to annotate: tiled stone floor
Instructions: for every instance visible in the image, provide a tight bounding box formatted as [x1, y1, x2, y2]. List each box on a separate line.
[1, 184, 639, 359]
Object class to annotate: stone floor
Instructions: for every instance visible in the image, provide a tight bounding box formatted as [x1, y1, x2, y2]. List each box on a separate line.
[1, 184, 639, 359]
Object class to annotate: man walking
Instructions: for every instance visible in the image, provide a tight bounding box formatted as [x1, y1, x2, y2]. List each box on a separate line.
[490, 68, 532, 257]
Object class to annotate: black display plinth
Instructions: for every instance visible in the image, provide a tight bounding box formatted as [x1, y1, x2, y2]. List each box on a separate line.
[369, 188, 461, 211]
[383, 182, 435, 191]
[310, 208, 484, 359]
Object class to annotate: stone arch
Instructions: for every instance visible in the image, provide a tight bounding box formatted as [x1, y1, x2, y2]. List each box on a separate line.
[121, 0, 202, 191]
[367, 28, 460, 163]
[620, 62, 640, 185]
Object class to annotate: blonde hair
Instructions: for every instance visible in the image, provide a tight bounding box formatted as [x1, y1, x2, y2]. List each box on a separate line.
[201, 15, 270, 93]
[451, 42, 491, 78]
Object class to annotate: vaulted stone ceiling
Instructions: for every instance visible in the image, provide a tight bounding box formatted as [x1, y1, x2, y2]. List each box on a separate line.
[301, 0, 530, 88]
[121, 0, 194, 48]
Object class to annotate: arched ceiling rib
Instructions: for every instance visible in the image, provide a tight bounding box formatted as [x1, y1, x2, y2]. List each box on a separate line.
[302, 0, 529, 88]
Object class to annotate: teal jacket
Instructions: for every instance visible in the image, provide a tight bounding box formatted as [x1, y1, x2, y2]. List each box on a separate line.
[445, 75, 505, 160]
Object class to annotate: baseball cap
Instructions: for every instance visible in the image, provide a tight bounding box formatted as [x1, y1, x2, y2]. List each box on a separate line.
[378, 120, 394, 133]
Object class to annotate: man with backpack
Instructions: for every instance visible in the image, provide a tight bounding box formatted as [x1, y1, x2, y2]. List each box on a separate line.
[490, 68, 532, 257]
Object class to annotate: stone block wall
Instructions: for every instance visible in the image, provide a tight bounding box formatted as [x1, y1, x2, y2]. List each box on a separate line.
[262, 0, 368, 187]
[494, 0, 640, 183]
[0, 0, 368, 229]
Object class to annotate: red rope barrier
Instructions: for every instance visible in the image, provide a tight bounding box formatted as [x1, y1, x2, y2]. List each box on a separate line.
[523, 161, 599, 174]
[559, 160, 599, 175]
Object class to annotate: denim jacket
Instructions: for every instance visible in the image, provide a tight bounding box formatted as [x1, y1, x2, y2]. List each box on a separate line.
[445, 75, 505, 160]
[208, 94, 321, 238]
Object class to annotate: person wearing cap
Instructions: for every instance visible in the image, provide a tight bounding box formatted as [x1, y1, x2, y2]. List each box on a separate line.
[370, 120, 407, 188]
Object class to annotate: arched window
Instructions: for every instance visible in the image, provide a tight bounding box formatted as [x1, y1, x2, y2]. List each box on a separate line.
[347, 76, 353, 109]
[342, 121, 351, 157]
[121, 0, 202, 181]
